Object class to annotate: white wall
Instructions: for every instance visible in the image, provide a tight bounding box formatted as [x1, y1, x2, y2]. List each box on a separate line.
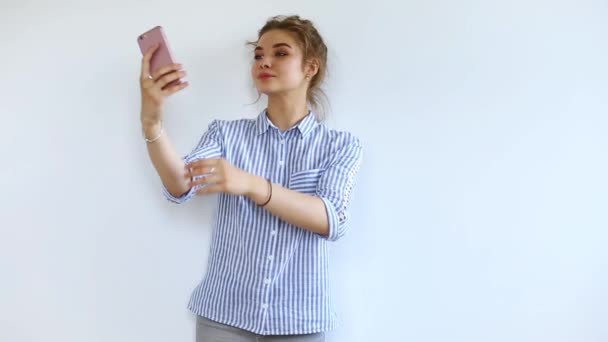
[2, 0, 607, 341]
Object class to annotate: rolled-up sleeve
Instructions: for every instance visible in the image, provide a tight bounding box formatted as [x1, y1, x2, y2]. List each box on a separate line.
[163, 120, 224, 204]
[316, 134, 363, 241]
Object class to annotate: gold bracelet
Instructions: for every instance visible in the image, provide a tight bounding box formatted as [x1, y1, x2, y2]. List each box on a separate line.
[143, 121, 163, 143]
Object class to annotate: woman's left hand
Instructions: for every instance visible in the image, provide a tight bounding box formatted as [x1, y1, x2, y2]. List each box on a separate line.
[186, 158, 252, 196]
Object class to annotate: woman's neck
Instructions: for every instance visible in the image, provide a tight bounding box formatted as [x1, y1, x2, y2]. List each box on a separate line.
[266, 94, 309, 132]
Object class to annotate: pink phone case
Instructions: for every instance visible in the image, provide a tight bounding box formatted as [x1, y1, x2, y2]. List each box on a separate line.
[137, 25, 182, 89]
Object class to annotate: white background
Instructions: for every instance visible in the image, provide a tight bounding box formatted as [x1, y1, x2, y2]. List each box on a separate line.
[1, 0, 607, 341]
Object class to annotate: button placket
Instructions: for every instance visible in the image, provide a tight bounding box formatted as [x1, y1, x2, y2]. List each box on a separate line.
[261, 131, 283, 320]
[278, 134, 286, 168]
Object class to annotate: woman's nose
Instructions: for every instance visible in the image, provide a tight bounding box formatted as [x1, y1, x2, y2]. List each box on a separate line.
[259, 57, 270, 69]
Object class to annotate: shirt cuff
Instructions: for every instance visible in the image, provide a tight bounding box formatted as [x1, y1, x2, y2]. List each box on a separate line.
[162, 183, 195, 204]
[319, 196, 341, 241]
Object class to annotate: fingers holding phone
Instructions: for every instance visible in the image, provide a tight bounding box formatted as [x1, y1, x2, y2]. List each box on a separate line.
[150, 62, 189, 93]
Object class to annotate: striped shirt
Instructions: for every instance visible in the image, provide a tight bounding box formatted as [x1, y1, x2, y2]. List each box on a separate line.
[162, 108, 363, 335]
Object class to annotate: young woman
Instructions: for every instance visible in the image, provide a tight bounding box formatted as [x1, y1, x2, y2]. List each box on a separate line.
[139, 15, 363, 342]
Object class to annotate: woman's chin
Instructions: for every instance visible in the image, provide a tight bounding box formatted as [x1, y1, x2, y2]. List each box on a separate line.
[257, 87, 280, 96]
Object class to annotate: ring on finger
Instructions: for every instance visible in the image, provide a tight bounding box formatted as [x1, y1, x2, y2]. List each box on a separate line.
[147, 74, 154, 80]
[209, 167, 216, 174]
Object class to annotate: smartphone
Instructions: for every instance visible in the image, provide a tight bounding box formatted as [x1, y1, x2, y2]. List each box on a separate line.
[137, 25, 183, 89]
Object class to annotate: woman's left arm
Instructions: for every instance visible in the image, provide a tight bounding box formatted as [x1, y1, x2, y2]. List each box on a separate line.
[247, 176, 331, 237]
[186, 158, 330, 237]
[187, 139, 362, 239]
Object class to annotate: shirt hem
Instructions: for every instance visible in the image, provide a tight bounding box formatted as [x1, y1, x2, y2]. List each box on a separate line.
[187, 302, 337, 335]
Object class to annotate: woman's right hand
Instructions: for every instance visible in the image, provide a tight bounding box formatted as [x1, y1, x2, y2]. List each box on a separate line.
[139, 43, 189, 126]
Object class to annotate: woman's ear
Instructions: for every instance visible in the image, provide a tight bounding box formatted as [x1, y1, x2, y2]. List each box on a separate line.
[305, 58, 320, 77]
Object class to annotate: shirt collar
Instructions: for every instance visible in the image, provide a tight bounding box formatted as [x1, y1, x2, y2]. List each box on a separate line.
[255, 108, 319, 138]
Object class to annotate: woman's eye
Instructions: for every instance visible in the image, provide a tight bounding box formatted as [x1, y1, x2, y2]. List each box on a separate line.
[254, 52, 287, 60]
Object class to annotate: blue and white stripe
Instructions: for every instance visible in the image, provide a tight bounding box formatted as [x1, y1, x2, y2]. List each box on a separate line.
[162, 109, 363, 335]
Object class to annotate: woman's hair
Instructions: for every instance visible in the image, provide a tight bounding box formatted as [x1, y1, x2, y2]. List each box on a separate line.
[246, 15, 330, 121]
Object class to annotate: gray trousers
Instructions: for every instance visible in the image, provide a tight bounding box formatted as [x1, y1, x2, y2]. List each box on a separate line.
[195, 316, 326, 342]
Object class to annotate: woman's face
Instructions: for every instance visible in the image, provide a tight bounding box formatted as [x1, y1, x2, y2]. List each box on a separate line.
[251, 29, 310, 96]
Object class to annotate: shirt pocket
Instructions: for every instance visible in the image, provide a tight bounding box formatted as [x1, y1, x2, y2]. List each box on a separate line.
[288, 168, 323, 195]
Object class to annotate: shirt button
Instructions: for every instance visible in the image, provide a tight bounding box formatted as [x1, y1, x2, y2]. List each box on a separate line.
[262, 303, 268, 309]
[280, 140, 285, 145]
[270, 230, 277, 236]
[264, 278, 271, 285]
[278, 160, 284, 166]
[268, 255, 274, 261]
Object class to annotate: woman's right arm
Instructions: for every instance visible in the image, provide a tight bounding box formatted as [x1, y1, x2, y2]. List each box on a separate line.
[142, 121, 190, 198]
[139, 43, 191, 198]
